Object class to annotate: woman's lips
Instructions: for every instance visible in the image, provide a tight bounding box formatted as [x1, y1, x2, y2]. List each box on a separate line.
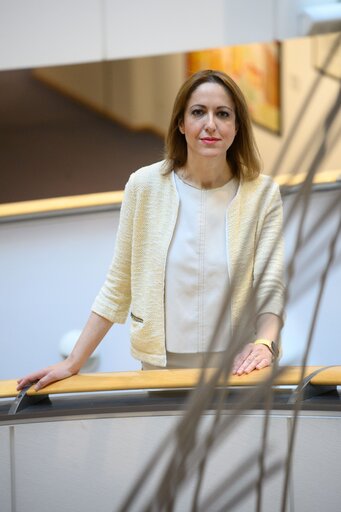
[200, 137, 221, 144]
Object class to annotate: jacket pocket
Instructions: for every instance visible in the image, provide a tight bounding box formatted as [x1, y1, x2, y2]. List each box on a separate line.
[130, 312, 144, 323]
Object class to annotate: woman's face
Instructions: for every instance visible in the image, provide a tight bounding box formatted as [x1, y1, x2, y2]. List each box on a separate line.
[179, 82, 237, 162]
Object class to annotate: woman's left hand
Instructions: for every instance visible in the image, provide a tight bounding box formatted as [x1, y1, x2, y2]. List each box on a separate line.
[232, 342, 272, 376]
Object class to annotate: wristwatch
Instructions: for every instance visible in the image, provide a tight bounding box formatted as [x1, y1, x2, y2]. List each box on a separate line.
[254, 338, 280, 359]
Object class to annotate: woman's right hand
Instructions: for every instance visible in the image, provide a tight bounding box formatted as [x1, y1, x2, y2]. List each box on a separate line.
[16, 312, 113, 393]
[16, 359, 77, 392]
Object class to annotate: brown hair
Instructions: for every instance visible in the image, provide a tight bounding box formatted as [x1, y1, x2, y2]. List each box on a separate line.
[163, 69, 261, 180]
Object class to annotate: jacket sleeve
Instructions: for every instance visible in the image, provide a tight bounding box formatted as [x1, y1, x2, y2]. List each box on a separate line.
[91, 173, 136, 323]
[253, 182, 286, 320]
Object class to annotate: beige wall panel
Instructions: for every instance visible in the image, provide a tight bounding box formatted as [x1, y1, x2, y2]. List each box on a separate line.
[292, 416, 341, 511]
[12, 413, 288, 512]
[254, 35, 341, 177]
[0, 427, 12, 512]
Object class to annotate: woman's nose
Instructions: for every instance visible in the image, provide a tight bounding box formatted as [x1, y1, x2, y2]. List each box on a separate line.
[205, 112, 216, 131]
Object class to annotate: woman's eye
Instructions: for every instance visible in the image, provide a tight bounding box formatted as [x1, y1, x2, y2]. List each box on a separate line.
[191, 109, 204, 117]
[218, 111, 230, 118]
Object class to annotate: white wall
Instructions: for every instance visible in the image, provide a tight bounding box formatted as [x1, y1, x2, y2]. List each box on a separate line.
[0, 209, 139, 381]
[0, 0, 104, 70]
[281, 187, 341, 366]
[1, 0, 339, 71]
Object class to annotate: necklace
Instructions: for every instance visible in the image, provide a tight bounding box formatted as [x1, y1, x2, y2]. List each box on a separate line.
[176, 169, 233, 190]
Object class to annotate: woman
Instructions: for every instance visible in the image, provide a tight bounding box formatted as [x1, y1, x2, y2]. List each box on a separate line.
[17, 69, 285, 391]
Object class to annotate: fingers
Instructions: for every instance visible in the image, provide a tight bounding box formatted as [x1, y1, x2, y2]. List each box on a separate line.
[17, 371, 55, 391]
[17, 367, 61, 391]
[256, 358, 270, 370]
[36, 366, 73, 390]
[34, 372, 56, 391]
[16, 369, 49, 391]
[232, 343, 272, 376]
[17, 363, 74, 392]
[234, 354, 258, 376]
[232, 344, 252, 375]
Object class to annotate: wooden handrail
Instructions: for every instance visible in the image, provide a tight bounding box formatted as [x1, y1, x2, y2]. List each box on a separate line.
[1, 366, 341, 399]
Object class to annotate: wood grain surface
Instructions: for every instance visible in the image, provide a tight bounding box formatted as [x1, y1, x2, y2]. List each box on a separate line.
[1, 366, 341, 398]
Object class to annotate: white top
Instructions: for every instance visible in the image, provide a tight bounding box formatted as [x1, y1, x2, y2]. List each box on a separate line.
[93, 161, 284, 368]
[165, 173, 238, 353]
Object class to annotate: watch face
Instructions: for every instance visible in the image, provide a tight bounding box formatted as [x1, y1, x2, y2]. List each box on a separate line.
[271, 341, 280, 358]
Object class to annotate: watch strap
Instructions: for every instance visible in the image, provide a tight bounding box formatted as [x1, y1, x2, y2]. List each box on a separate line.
[254, 338, 279, 359]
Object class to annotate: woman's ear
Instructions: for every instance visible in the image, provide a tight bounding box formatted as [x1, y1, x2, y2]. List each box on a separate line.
[178, 119, 185, 134]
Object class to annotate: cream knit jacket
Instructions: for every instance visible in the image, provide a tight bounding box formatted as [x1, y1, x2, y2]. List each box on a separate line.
[92, 160, 285, 367]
